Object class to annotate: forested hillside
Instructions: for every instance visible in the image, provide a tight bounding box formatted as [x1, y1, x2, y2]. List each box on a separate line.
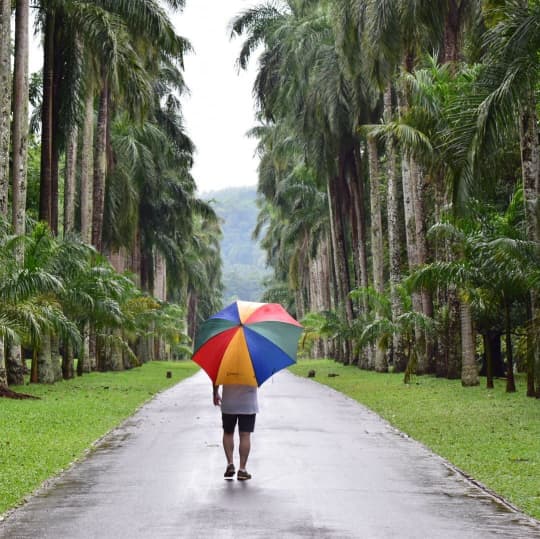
[204, 187, 269, 303]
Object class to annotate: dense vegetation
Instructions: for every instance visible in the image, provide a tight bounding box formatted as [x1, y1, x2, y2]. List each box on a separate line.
[0, 1, 223, 396]
[232, 0, 540, 396]
[205, 186, 269, 303]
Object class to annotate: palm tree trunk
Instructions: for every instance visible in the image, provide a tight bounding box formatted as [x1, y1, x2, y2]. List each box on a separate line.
[153, 252, 167, 361]
[50, 29, 62, 236]
[446, 289, 462, 379]
[460, 298, 478, 386]
[0, 0, 11, 217]
[50, 334, 62, 381]
[64, 125, 78, 234]
[76, 323, 91, 375]
[327, 176, 353, 362]
[6, 345, 24, 385]
[187, 290, 198, 343]
[153, 251, 167, 300]
[6, 0, 30, 388]
[62, 341, 75, 380]
[503, 297, 516, 393]
[367, 137, 387, 372]
[410, 157, 433, 373]
[11, 0, 29, 238]
[80, 87, 94, 244]
[525, 301, 535, 397]
[39, 11, 55, 226]
[349, 149, 370, 366]
[92, 79, 108, 252]
[483, 333, 494, 390]
[0, 340, 7, 389]
[37, 333, 55, 384]
[103, 329, 123, 371]
[441, 0, 461, 65]
[384, 86, 406, 372]
[348, 150, 369, 292]
[518, 92, 540, 396]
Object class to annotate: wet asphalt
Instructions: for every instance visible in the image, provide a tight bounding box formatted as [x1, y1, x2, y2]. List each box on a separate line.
[1, 370, 539, 539]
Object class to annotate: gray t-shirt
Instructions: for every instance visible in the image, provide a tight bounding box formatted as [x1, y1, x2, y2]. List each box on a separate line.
[221, 384, 259, 415]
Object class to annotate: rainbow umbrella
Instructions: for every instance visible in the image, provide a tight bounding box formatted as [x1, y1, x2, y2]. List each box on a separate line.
[192, 300, 303, 387]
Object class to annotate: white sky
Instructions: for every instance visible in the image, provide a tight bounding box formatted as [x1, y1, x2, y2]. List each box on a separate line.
[172, 0, 260, 194]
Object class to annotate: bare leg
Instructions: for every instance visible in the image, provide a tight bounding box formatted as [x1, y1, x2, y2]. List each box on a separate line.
[239, 431, 251, 470]
[223, 432, 234, 465]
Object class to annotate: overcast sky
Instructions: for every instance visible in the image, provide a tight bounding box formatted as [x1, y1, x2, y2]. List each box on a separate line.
[172, 0, 260, 194]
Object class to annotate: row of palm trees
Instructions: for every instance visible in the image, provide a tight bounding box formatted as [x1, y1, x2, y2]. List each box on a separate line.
[0, 1, 223, 395]
[232, 0, 540, 396]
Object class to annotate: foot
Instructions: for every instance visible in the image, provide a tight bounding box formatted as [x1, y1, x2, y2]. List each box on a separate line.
[224, 463, 235, 479]
[237, 469, 251, 481]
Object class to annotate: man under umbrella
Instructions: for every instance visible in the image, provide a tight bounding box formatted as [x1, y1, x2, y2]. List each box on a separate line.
[192, 300, 303, 481]
[213, 383, 258, 480]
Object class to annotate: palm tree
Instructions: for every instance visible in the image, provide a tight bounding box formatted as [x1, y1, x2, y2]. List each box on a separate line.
[232, 1, 365, 361]
[0, 0, 11, 217]
[475, 0, 540, 394]
[408, 220, 479, 387]
[12, 0, 30, 240]
[7, 0, 31, 383]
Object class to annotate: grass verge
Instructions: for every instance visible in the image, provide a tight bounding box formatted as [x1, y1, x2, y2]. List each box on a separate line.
[0, 361, 198, 515]
[289, 359, 540, 521]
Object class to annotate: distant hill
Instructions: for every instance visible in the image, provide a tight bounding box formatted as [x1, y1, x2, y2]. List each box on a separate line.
[203, 186, 270, 303]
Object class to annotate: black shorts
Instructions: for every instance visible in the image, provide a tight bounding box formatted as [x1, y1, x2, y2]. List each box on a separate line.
[222, 413, 256, 434]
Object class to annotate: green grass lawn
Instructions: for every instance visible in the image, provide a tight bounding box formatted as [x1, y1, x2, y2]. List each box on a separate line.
[289, 359, 540, 521]
[0, 361, 198, 515]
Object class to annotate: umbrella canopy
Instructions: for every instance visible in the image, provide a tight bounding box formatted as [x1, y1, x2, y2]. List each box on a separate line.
[192, 300, 303, 387]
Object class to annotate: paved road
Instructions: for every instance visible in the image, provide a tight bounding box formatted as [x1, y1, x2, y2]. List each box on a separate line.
[1, 370, 539, 538]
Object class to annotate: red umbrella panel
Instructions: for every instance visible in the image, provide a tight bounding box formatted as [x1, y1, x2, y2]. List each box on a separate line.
[192, 301, 303, 387]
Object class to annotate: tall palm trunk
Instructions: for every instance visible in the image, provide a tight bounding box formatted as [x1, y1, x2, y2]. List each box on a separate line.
[410, 157, 433, 373]
[154, 252, 167, 360]
[0, 0, 11, 217]
[397, 93, 425, 377]
[7, 0, 30, 387]
[187, 290, 198, 344]
[441, 0, 461, 65]
[518, 92, 540, 396]
[367, 137, 387, 372]
[503, 296, 516, 393]
[92, 79, 108, 252]
[80, 87, 94, 243]
[50, 42, 62, 235]
[39, 11, 55, 226]
[460, 297, 478, 386]
[36, 333, 55, 384]
[384, 86, 406, 372]
[348, 150, 369, 366]
[410, 161, 433, 317]
[348, 150, 369, 292]
[0, 341, 7, 389]
[79, 85, 95, 374]
[12, 0, 29, 238]
[327, 176, 353, 362]
[64, 125, 78, 234]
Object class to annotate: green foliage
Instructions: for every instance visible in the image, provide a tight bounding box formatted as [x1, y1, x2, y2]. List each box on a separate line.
[0, 361, 198, 514]
[290, 360, 540, 520]
[0, 221, 190, 363]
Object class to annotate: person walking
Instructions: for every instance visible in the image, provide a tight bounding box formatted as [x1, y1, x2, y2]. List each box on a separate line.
[213, 383, 259, 481]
